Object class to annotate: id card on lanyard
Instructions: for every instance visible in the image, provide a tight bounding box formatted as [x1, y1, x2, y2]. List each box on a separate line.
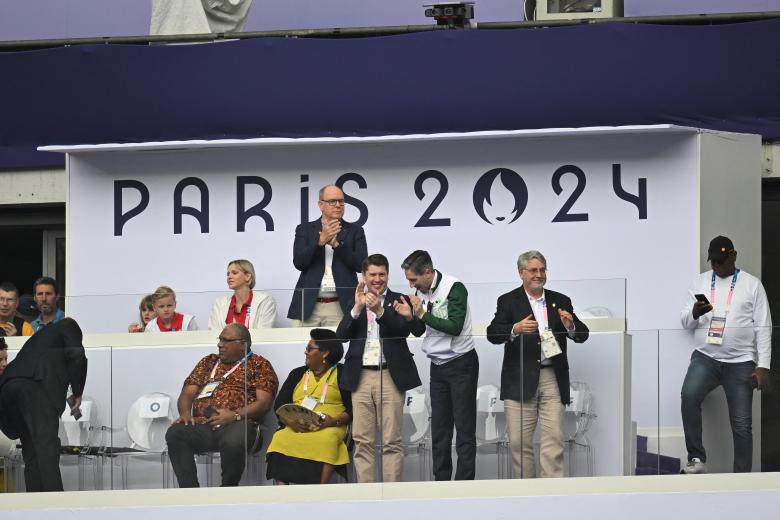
[197, 353, 252, 399]
[362, 306, 382, 365]
[706, 269, 739, 345]
[300, 367, 335, 410]
[539, 299, 562, 358]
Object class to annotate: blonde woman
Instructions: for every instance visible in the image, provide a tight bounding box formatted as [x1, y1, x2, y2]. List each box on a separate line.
[209, 259, 277, 330]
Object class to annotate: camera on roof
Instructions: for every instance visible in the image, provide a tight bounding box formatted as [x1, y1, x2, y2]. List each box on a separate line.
[423, 2, 475, 28]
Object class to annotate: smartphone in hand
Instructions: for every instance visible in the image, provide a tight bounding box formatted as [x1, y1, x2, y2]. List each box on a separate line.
[694, 294, 710, 305]
[67, 394, 82, 420]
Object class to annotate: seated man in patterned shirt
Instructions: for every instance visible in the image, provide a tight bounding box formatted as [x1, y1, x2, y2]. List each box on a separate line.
[165, 323, 278, 487]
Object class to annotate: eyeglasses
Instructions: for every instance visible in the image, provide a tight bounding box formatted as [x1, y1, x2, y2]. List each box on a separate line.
[320, 199, 345, 207]
[0, 297, 18, 304]
[218, 336, 243, 344]
[522, 268, 547, 275]
[305, 345, 321, 352]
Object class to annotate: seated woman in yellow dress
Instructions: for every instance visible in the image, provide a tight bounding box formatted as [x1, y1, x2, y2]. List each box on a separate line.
[266, 328, 352, 484]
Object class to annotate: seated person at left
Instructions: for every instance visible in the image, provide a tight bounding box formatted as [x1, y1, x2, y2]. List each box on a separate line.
[266, 328, 352, 485]
[165, 323, 278, 487]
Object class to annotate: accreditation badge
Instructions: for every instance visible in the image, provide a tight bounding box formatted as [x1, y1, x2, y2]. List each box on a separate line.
[300, 395, 319, 411]
[706, 316, 726, 345]
[197, 380, 220, 399]
[540, 329, 562, 358]
[362, 339, 381, 366]
[320, 268, 337, 293]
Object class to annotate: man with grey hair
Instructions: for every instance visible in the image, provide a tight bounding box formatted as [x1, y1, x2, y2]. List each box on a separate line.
[486, 250, 589, 478]
[288, 184, 367, 326]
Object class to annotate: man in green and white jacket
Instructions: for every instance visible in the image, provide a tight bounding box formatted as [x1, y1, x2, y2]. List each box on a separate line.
[395, 250, 478, 481]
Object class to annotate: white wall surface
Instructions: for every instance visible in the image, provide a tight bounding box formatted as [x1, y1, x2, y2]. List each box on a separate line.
[62, 126, 700, 334]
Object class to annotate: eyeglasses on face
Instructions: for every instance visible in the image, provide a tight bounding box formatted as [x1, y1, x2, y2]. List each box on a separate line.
[218, 336, 243, 344]
[0, 297, 18, 304]
[319, 199, 345, 207]
[305, 345, 321, 352]
[522, 267, 547, 275]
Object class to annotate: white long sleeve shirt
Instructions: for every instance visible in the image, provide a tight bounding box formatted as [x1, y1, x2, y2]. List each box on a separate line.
[680, 269, 772, 368]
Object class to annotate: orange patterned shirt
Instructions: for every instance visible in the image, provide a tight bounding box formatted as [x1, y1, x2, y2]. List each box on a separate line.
[184, 352, 278, 424]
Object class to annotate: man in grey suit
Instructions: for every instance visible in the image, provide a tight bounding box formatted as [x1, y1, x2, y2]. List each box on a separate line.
[0, 318, 87, 491]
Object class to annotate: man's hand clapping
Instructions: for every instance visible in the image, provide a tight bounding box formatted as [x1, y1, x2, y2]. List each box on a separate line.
[318, 220, 341, 247]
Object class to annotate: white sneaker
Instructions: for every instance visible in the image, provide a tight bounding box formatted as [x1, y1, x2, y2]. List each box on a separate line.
[681, 458, 706, 474]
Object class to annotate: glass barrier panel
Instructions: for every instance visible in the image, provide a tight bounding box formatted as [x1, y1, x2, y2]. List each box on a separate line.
[628, 328, 661, 476]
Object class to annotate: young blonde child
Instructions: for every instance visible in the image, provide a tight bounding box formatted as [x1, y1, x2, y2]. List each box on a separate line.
[144, 286, 199, 332]
[128, 294, 156, 333]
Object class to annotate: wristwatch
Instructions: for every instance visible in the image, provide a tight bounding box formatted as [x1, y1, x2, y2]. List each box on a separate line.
[234, 412, 242, 422]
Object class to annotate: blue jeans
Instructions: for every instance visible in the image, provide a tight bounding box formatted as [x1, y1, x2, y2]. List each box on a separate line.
[680, 349, 756, 472]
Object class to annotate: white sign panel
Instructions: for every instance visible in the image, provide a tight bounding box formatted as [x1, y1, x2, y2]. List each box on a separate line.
[65, 128, 698, 333]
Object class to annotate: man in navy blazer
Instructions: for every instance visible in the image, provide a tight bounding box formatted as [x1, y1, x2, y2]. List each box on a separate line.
[287, 184, 367, 326]
[486, 250, 589, 478]
[0, 317, 87, 491]
[337, 254, 421, 482]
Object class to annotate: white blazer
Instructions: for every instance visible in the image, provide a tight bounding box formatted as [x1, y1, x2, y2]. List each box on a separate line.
[209, 290, 277, 330]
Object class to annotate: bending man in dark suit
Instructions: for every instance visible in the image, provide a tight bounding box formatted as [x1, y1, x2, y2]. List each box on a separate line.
[0, 317, 87, 491]
[337, 254, 421, 482]
[487, 250, 588, 478]
[288, 184, 368, 326]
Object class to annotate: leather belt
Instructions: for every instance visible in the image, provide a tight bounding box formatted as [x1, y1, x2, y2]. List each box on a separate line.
[316, 297, 339, 303]
[363, 364, 387, 370]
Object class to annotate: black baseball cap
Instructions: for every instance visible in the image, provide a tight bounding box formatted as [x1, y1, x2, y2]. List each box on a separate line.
[707, 236, 735, 262]
[17, 295, 39, 316]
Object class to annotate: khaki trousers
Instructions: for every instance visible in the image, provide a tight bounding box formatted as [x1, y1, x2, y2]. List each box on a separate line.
[351, 368, 405, 482]
[291, 300, 343, 327]
[504, 368, 564, 478]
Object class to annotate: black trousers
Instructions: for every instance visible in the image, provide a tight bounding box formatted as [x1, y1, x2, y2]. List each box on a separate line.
[165, 421, 254, 487]
[0, 379, 63, 492]
[429, 349, 479, 481]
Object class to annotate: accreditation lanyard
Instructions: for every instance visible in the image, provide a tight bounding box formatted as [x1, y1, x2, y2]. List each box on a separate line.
[228, 296, 252, 328]
[710, 269, 740, 316]
[209, 353, 252, 382]
[303, 367, 335, 404]
[365, 293, 385, 336]
[229, 305, 251, 328]
[539, 298, 549, 330]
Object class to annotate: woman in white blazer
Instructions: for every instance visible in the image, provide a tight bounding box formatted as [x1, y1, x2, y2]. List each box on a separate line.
[209, 259, 277, 330]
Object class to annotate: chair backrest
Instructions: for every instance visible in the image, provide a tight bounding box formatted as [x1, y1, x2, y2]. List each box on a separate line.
[564, 381, 594, 441]
[476, 384, 504, 443]
[403, 388, 430, 445]
[59, 398, 95, 447]
[127, 392, 175, 451]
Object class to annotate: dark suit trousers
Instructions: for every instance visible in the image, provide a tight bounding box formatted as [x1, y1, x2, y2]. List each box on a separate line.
[0, 378, 63, 492]
[165, 421, 254, 487]
[430, 349, 479, 481]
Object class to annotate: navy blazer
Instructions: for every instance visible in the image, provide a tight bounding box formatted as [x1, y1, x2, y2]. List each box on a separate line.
[337, 289, 422, 393]
[287, 218, 367, 320]
[0, 318, 88, 438]
[486, 287, 588, 404]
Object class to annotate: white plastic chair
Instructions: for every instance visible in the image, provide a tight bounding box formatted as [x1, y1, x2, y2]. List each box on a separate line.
[564, 381, 596, 477]
[112, 392, 175, 489]
[402, 387, 431, 480]
[475, 384, 511, 479]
